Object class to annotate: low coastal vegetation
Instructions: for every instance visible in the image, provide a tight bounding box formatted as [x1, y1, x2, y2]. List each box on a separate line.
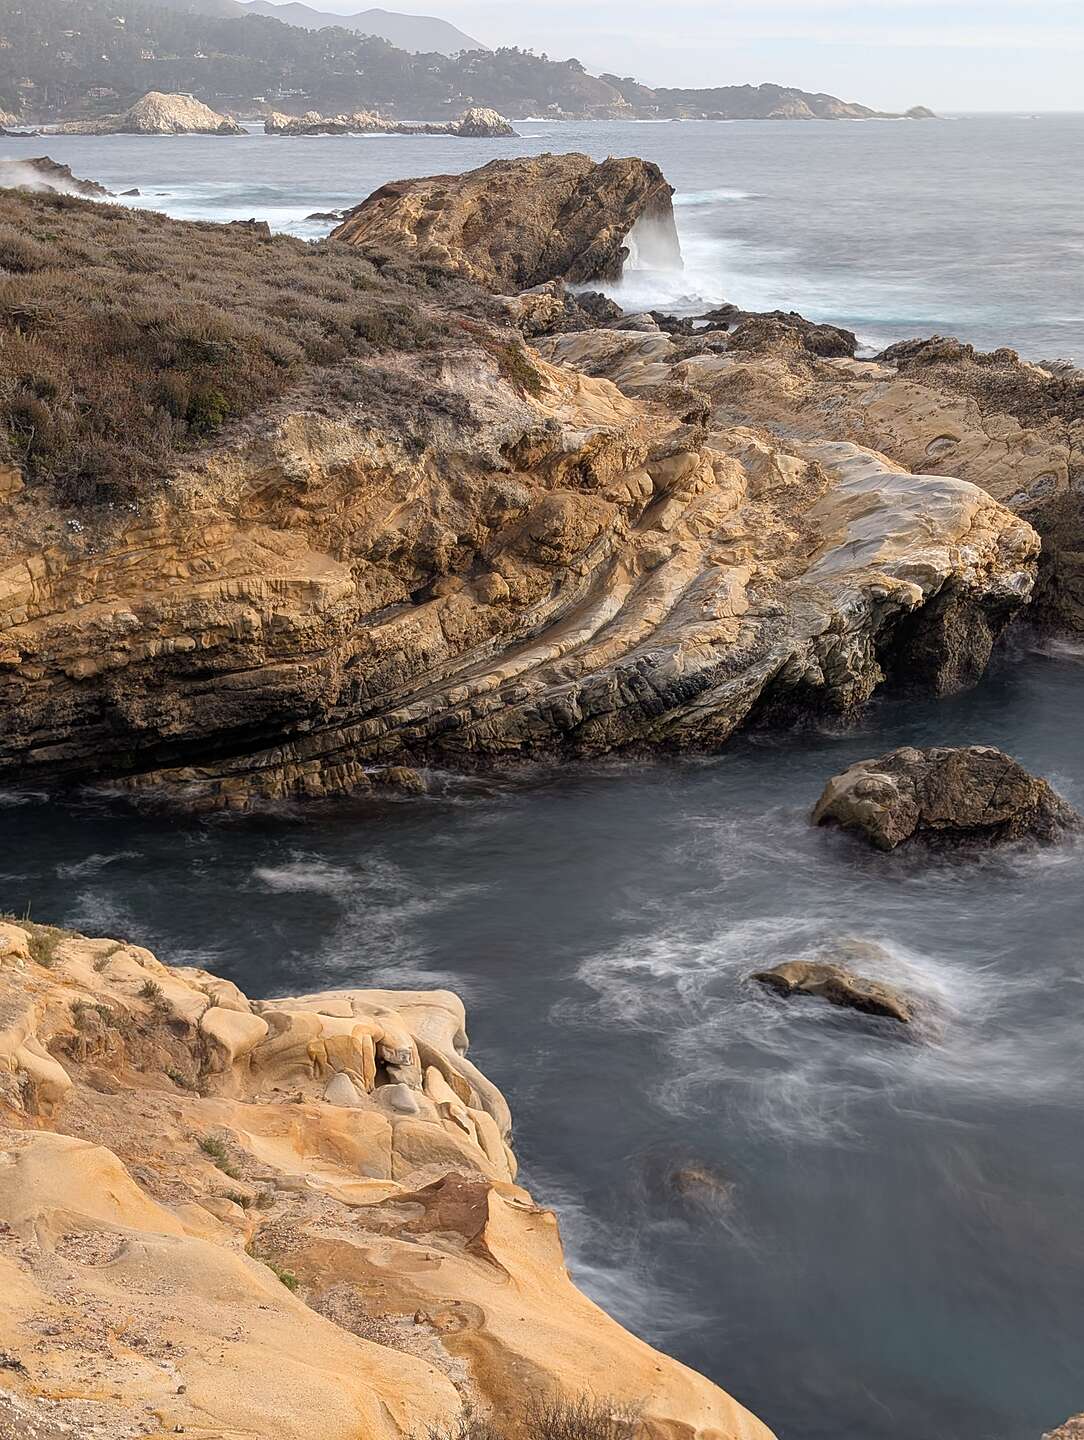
[0, 191, 460, 502]
[428, 1397, 642, 1440]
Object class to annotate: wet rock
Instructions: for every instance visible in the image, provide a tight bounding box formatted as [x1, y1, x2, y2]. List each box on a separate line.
[332, 152, 682, 290]
[373, 766, 427, 795]
[669, 1165, 734, 1205]
[0, 155, 110, 197]
[813, 745, 1080, 851]
[753, 959, 913, 1024]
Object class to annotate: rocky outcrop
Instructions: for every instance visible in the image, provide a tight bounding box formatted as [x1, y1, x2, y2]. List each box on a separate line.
[54, 91, 244, 135]
[0, 914, 773, 1440]
[0, 155, 109, 197]
[266, 106, 515, 137]
[332, 153, 682, 289]
[753, 944, 914, 1024]
[812, 745, 1080, 850]
[552, 322, 1081, 633]
[1045, 1418, 1084, 1440]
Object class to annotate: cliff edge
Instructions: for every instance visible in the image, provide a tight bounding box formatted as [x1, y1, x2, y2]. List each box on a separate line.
[0, 914, 772, 1440]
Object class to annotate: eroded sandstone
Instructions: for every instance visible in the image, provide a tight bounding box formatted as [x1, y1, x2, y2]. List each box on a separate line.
[332, 153, 682, 289]
[0, 915, 772, 1440]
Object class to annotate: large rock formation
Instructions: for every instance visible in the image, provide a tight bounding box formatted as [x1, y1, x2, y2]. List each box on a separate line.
[1045, 1419, 1084, 1440]
[812, 745, 1080, 851]
[0, 914, 773, 1440]
[546, 322, 1081, 632]
[266, 106, 515, 137]
[55, 91, 244, 135]
[0, 189, 1043, 808]
[332, 153, 683, 289]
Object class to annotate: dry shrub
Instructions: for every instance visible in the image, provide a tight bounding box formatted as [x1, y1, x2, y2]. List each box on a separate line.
[427, 1396, 642, 1440]
[0, 191, 451, 503]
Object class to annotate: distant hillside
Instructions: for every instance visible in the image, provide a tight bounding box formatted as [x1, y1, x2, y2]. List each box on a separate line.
[0, 0, 930, 123]
[148, 0, 485, 54]
[240, 3, 485, 54]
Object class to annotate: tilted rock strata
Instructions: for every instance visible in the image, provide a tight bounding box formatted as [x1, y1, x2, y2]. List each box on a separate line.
[812, 745, 1080, 850]
[332, 153, 682, 289]
[54, 90, 244, 134]
[0, 329, 1039, 806]
[0, 917, 773, 1440]
[540, 322, 1082, 630]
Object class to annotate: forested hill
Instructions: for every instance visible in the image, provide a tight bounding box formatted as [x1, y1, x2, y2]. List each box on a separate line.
[0, 0, 930, 122]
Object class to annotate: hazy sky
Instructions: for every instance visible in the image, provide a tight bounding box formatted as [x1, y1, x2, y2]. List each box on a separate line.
[262, 0, 1083, 111]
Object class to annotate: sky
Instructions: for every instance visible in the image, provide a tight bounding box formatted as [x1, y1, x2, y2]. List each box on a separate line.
[260, 0, 1084, 111]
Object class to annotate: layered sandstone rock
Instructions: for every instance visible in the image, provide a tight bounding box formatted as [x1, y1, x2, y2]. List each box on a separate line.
[332, 153, 682, 289]
[55, 91, 244, 135]
[0, 915, 772, 1440]
[541, 322, 1082, 631]
[812, 745, 1080, 851]
[0, 336, 1039, 806]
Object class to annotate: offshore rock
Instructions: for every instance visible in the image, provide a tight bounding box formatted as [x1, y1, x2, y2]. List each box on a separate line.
[812, 745, 1081, 851]
[266, 106, 514, 137]
[0, 915, 774, 1440]
[55, 91, 244, 134]
[0, 155, 109, 197]
[753, 956, 913, 1024]
[332, 152, 682, 289]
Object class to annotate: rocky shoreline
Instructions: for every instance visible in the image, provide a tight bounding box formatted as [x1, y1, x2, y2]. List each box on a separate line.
[0, 916, 771, 1439]
[0, 141, 1081, 1438]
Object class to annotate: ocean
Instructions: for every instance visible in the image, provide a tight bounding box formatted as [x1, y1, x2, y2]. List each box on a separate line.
[5, 111, 1083, 359]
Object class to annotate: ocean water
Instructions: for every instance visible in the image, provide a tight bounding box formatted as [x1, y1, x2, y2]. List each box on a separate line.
[4, 111, 1084, 1439]
[5, 112, 1083, 359]
[4, 642, 1084, 1440]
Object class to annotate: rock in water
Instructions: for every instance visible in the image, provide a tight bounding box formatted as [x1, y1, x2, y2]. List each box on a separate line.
[0, 156, 109, 197]
[332, 152, 682, 289]
[753, 959, 913, 1024]
[55, 91, 244, 135]
[450, 106, 516, 137]
[813, 745, 1080, 850]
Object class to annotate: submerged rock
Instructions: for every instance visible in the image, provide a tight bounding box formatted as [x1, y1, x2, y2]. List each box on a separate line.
[812, 745, 1080, 851]
[332, 152, 682, 290]
[670, 1164, 735, 1205]
[753, 956, 913, 1024]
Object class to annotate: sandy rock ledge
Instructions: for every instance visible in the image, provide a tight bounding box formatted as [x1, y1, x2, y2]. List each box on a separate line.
[0, 916, 773, 1440]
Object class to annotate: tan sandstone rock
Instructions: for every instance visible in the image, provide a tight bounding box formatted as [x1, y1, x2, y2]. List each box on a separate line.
[0, 917, 774, 1439]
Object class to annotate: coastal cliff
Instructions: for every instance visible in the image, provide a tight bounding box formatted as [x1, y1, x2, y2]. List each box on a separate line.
[0, 176, 1040, 807]
[0, 913, 772, 1439]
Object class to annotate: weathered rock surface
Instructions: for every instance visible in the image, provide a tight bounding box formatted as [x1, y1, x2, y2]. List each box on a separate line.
[544, 322, 1081, 632]
[753, 954, 913, 1023]
[332, 152, 682, 289]
[1045, 1417, 1084, 1440]
[267, 106, 515, 137]
[812, 745, 1080, 850]
[55, 91, 244, 135]
[0, 345, 1039, 806]
[0, 155, 109, 197]
[0, 914, 773, 1440]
